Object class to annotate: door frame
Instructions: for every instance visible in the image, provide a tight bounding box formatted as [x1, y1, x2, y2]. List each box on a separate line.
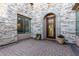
[44, 13, 56, 39]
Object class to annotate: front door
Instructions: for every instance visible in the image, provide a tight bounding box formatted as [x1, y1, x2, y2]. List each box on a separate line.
[46, 15, 55, 38]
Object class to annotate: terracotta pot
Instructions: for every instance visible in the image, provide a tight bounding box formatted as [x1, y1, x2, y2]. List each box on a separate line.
[76, 36, 79, 47]
[56, 37, 64, 44]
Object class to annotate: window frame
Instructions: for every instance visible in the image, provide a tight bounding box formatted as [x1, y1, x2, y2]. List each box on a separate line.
[17, 13, 31, 34]
[76, 10, 79, 36]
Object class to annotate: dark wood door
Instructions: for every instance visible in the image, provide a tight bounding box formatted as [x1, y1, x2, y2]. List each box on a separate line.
[46, 17, 55, 38]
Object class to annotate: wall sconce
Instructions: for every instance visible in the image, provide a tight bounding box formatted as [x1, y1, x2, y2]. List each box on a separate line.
[48, 3, 55, 8]
[30, 3, 33, 6]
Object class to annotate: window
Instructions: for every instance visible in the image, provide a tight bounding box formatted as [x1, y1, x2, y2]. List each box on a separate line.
[17, 14, 31, 34]
[76, 11, 79, 35]
[72, 3, 79, 36]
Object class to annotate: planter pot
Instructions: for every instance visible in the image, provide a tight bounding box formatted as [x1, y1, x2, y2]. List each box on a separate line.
[56, 37, 64, 44]
[76, 36, 79, 47]
[35, 34, 41, 40]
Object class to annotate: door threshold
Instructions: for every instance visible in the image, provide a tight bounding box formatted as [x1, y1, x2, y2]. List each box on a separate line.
[46, 38, 55, 40]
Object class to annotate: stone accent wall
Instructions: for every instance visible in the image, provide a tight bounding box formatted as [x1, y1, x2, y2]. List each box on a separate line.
[17, 3, 32, 18]
[0, 3, 77, 45]
[0, 3, 17, 45]
[0, 4, 7, 17]
[0, 3, 32, 45]
[17, 3, 32, 40]
[60, 4, 76, 43]
[31, 3, 76, 43]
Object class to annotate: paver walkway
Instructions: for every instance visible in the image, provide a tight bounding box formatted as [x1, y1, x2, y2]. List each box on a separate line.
[0, 39, 75, 56]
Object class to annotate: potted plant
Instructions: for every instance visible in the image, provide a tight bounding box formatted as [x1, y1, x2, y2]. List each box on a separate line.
[35, 33, 41, 40]
[56, 35, 65, 44]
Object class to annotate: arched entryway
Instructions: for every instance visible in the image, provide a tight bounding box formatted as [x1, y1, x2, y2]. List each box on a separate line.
[44, 13, 56, 39]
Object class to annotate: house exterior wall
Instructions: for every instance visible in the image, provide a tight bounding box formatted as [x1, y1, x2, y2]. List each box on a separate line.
[0, 3, 17, 45]
[17, 3, 32, 40]
[0, 3, 32, 45]
[60, 4, 76, 43]
[0, 3, 77, 45]
[31, 3, 76, 43]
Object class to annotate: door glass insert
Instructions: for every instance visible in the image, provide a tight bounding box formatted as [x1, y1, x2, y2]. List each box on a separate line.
[47, 17, 54, 37]
[44, 13, 56, 38]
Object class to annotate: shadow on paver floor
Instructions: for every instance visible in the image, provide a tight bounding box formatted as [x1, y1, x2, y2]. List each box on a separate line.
[0, 39, 76, 56]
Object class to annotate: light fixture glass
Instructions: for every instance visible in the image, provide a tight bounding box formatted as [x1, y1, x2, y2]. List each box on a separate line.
[48, 3, 55, 8]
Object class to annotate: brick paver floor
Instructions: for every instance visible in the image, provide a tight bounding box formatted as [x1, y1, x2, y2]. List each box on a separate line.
[0, 39, 75, 56]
